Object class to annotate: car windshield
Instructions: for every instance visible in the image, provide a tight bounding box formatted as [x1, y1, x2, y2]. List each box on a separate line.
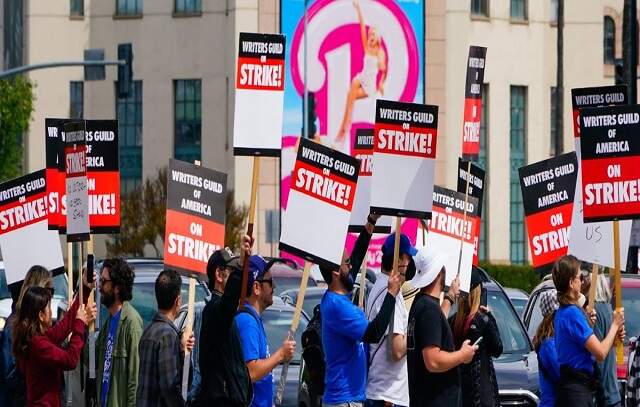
[622, 286, 640, 343]
[302, 292, 324, 317]
[0, 270, 67, 300]
[263, 309, 306, 363]
[487, 290, 530, 356]
[100, 282, 208, 328]
[273, 277, 317, 296]
[511, 298, 528, 318]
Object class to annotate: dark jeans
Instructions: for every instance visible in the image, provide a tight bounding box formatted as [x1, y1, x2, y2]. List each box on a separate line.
[365, 399, 407, 407]
[557, 366, 595, 407]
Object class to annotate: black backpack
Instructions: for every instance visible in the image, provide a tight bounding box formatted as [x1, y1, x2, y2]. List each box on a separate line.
[301, 304, 325, 397]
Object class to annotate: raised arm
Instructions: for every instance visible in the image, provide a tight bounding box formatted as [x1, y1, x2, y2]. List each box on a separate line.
[354, 0, 367, 50]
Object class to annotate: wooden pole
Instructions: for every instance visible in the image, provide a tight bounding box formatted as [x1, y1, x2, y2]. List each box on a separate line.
[181, 276, 196, 400]
[456, 161, 473, 279]
[613, 220, 624, 364]
[65, 241, 73, 407]
[239, 156, 261, 310]
[358, 259, 367, 309]
[587, 263, 599, 323]
[275, 261, 312, 406]
[393, 216, 402, 274]
[87, 236, 96, 380]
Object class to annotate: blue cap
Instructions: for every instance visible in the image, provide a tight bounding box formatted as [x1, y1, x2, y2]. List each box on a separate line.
[382, 233, 417, 257]
[247, 255, 268, 286]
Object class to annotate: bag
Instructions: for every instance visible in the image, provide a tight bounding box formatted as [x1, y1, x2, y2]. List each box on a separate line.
[301, 304, 325, 396]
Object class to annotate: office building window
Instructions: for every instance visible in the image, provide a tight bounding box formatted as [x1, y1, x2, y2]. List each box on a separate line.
[70, 81, 84, 119]
[510, 0, 527, 21]
[70, 0, 84, 16]
[510, 86, 527, 264]
[4, 0, 24, 69]
[174, 79, 202, 163]
[175, 0, 202, 14]
[471, 0, 489, 17]
[604, 16, 615, 64]
[478, 85, 489, 261]
[116, 0, 142, 16]
[116, 81, 143, 195]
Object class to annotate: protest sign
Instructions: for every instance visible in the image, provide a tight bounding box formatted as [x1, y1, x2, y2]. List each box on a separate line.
[64, 121, 90, 242]
[461, 46, 487, 161]
[370, 100, 437, 219]
[519, 152, 578, 269]
[457, 158, 485, 265]
[45, 120, 120, 234]
[426, 186, 479, 293]
[349, 128, 391, 233]
[164, 159, 227, 276]
[579, 105, 640, 222]
[233, 32, 286, 156]
[571, 85, 627, 151]
[279, 138, 359, 269]
[0, 170, 64, 285]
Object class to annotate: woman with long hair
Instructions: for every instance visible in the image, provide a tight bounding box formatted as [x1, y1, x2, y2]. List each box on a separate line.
[17, 265, 53, 312]
[13, 285, 95, 406]
[334, 0, 387, 147]
[533, 289, 560, 407]
[553, 255, 625, 407]
[448, 269, 502, 407]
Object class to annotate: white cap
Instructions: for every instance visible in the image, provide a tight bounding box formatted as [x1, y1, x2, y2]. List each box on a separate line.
[410, 245, 448, 289]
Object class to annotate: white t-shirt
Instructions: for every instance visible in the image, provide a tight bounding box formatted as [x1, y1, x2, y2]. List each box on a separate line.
[365, 272, 409, 406]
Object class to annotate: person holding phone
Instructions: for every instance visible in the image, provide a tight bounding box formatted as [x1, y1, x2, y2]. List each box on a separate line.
[448, 268, 503, 407]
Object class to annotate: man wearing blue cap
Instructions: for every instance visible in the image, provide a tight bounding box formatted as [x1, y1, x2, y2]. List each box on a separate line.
[318, 214, 403, 407]
[234, 255, 296, 407]
[365, 233, 417, 407]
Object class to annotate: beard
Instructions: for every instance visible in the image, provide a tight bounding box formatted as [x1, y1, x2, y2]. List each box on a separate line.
[101, 290, 115, 308]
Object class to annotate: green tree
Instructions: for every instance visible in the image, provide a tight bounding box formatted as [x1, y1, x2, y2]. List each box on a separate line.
[0, 77, 34, 181]
[107, 167, 249, 257]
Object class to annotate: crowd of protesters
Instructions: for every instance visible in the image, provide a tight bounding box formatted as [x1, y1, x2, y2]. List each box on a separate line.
[1, 216, 634, 407]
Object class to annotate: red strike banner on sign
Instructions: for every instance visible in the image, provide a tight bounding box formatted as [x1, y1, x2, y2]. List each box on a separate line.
[291, 161, 356, 212]
[428, 208, 477, 245]
[461, 46, 487, 160]
[374, 123, 436, 159]
[526, 203, 573, 267]
[236, 57, 284, 91]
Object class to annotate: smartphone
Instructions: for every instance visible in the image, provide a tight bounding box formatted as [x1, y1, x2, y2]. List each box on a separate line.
[473, 336, 483, 347]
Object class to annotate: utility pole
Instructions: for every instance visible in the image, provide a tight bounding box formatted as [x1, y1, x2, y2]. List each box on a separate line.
[554, 0, 564, 156]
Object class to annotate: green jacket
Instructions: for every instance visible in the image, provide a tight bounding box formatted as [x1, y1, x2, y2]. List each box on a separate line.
[96, 302, 143, 407]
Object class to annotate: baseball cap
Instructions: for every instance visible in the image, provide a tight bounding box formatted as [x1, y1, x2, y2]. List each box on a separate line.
[247, 255, 268, 287]
[382, 233, 418, 257]
[206, 248, 237, 282]
[539, 289, 559, 318]
[410, 245, 448, 289]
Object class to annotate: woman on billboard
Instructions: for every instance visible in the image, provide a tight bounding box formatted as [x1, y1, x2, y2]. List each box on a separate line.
[335, 0, 387, 146]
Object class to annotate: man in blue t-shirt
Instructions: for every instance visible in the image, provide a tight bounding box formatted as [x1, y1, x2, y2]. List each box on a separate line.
[235, 255, 296, 407]
[318, 215, 404, 406]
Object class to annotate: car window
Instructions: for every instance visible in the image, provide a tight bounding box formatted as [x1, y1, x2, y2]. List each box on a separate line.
[0, 269, 10, 300]
[511, 298, 528, 319]
[622, 286, 640, 343]
[273, 277, 317, 296]
[302, 293, 324, 317]
[487, 291, 530, 356]
[52, 273, 68, 300]
[526, 292, 543, 339]
[263, 309, 306, 363]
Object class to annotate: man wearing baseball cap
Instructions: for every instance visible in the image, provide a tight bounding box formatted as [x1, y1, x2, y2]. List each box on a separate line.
[407, 245, 477, 407]
[365, 233, 417, 407]
[318, 214, 404, 407]
[197, 238, 252, 407]
[235, 255, 296, 407]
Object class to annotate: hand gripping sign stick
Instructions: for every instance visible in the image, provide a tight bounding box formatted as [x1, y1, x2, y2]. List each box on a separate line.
[587, 263, 598, 326]
[239, 156, 261, 311]
[613, 220, 624, 365]
[275, 261, 312, 406]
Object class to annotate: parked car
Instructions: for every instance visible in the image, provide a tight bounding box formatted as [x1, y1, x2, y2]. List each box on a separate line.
[281, 287, 326, 320]
[266, 258, 318, 296]
[175, 296, 309, 407]
[522, 274, 640, 401]
[504, 287, 529, 319]
[0, 261, 69, 332]
[298, 267, 540, 407]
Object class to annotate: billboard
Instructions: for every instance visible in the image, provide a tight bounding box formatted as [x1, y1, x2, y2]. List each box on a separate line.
[280, 0, 425, 268]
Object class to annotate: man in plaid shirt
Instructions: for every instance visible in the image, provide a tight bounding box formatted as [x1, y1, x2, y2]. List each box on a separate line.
[136, 269, 195, 407]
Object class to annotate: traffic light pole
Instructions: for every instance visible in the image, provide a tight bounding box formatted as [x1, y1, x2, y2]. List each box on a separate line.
[0, 60, 125, 79]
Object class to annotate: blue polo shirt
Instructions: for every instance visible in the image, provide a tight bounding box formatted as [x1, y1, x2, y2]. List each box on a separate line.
[320, 290, 368, 404]
[554, 304, 595, 374]
[538, 338, 560, 407]
[235, 303, 272, 407]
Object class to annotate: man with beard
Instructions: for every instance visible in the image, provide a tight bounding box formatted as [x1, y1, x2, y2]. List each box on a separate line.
[234, 255, 296, 407]
[96, 258, 143, 407]
[407, 246, 476, 407]
[318, 214, 403, 407]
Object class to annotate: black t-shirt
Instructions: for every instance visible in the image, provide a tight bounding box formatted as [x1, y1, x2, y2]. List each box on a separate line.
[407, 293, 461, 407]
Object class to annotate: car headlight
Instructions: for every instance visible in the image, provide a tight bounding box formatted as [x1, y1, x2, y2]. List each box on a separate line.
[0, 317, 6, 332]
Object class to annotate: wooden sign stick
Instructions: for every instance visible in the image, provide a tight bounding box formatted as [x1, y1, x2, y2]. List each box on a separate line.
[455, 160, 473, 279]
[587, 263, 599, 326]
[613, 220, 624, 365]
[239, 156, 261, 310]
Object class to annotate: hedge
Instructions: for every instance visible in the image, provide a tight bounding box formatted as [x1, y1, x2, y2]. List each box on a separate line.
[478, 262, 543, 294]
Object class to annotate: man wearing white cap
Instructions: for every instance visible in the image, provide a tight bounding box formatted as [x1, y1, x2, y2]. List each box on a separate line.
[407, 246, 477, 407]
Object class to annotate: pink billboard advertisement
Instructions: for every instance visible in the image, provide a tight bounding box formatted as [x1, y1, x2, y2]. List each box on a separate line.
[280, 0, 425, 269]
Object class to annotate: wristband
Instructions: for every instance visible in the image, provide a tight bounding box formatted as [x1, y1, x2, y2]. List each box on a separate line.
[444, 294, 455, 305]
[367, 215, 377, 225]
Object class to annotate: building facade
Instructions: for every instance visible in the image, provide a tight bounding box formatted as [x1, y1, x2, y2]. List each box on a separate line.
[2, 0, 632, 265]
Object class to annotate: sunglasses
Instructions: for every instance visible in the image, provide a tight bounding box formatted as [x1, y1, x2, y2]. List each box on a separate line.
[256, 278, 274, 287]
